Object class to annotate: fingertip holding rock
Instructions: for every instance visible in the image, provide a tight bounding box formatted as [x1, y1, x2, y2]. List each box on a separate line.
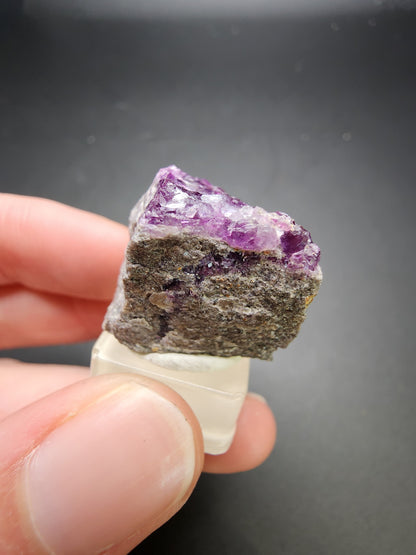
[11, 375, 203, 554]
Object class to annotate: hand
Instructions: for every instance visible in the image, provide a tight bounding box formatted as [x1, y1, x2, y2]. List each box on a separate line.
[0, 194, 276, 554]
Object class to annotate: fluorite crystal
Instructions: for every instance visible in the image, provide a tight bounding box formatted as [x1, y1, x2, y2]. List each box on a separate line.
[104, 165, 322, 360]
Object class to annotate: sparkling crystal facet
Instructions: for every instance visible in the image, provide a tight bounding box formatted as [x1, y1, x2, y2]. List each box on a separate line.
[131, 165, 321, 273]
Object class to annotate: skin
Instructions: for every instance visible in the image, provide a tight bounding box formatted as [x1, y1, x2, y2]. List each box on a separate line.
[0, 194, 276, 553]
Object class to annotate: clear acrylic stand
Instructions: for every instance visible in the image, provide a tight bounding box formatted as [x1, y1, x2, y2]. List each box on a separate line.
[90, 332, 250, 454]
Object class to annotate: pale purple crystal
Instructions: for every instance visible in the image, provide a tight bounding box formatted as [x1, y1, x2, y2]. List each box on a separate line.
[131, 165, 320, 274]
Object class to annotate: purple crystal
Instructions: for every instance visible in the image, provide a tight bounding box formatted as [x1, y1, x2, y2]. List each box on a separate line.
[182, 251, 261, 283]
[104, 165, 322, 359]
[131, 165, 321, 274]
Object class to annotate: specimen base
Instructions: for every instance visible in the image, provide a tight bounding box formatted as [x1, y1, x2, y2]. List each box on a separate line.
[90, 332, 250, 454]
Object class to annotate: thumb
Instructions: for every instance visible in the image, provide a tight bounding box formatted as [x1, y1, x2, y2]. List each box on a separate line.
[0, 373, 203, 554]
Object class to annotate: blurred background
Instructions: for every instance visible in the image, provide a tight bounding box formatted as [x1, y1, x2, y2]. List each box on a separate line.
[1, 1, 416, 553]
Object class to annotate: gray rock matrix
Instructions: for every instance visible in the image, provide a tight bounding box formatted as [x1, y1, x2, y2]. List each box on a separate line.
[104, 233, 321, 360]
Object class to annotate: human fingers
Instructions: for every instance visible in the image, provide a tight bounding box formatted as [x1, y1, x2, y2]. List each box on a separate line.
[0, 361, 276, 474]
[0, 373, 203, 554]
[0, 358, 87, 421]
[0, 285, 108, 349]
[0, 193, 128, 299]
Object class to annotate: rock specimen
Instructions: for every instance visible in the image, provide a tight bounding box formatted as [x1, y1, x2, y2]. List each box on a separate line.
[104, 165, 322, 360]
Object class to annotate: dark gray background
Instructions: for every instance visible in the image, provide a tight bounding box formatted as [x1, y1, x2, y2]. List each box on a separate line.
[1, 2, 416, 554]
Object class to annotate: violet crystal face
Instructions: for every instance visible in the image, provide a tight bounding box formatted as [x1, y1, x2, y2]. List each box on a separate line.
[104, 165, 322, 360]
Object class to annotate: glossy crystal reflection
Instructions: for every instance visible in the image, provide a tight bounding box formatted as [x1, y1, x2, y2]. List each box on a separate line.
[132, 165, 320, 273]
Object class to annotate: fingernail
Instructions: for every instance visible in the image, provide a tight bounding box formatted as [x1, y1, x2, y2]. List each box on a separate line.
[24, 383, 196, 554]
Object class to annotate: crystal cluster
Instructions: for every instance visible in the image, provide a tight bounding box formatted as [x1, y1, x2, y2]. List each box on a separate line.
[104, 165, 322, 360]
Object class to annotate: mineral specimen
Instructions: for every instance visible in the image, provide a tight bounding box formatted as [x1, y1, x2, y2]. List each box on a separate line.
[104, 165, 322, 360]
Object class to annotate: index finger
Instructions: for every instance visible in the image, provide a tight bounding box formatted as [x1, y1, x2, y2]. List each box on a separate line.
[0, 194, 128, 300]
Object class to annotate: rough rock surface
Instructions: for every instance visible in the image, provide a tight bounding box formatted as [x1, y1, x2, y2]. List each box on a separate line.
[104, 165, 322, 360]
